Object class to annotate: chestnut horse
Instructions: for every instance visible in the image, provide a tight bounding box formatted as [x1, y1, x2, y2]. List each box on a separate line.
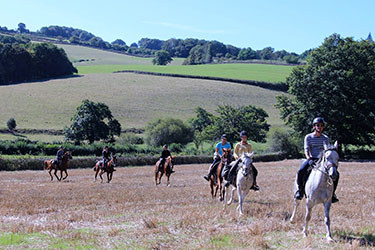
[43, 151, 72, 181]
[209, 148, 231, 201]
[154, 156, 176, 186]
[93, 156, 117, 183]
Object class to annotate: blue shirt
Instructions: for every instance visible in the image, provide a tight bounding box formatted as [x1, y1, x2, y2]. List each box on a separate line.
[215, 142, 231, 156]
[304, 132, 330, 159]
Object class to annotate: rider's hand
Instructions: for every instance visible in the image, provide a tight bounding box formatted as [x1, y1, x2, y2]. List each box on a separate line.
[308, 159, 315, 166]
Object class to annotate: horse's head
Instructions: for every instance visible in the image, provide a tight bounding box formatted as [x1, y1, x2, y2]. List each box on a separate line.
[111, 155, 117, 167]
[221, 148, 231, 163]
[64, 151, 73, 160]
[322, 141, 339, 181]
[239, 152, 254, 177]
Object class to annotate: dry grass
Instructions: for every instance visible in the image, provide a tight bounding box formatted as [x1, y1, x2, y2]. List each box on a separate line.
[0, 160, 374, 249]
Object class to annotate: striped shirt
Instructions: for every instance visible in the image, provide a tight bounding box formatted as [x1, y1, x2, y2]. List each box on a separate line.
[304, 132, 330, 159]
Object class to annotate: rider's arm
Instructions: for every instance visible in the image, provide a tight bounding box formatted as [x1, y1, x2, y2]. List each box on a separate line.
[233, 143, 240, 160]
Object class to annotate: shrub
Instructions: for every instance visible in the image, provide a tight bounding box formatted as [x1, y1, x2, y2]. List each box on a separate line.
[268, 127, 301, 158]
[145, 118, 194, 146]
[6, 118, 16, 131]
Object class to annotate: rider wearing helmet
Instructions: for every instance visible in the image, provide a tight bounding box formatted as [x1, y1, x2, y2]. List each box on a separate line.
[102, 146, 111, 170]
[222, 131, 259, 190]
[295, 117, 339, 203]
[204, 134, 231, 181]
[159, 144, 174, 173]
[54, 145, 64, 168]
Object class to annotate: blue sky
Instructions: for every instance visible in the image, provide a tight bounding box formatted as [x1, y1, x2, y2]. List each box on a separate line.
[1, 0, 374, 54]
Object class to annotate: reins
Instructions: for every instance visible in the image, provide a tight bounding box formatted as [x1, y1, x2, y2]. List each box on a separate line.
[311, 148, 337, 185]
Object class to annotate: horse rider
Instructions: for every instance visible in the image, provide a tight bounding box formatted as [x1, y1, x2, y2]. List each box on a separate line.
[222, 131, 259, 190]
[295, 117, 339, 203]
[102, 146, 111, 170]
[203, 134, 231, 181]
[54, 145, 64, 168]
[159, 144, 175, 173]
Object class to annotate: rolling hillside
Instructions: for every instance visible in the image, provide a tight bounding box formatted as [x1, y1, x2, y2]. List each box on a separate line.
[0, 73, 285, 131]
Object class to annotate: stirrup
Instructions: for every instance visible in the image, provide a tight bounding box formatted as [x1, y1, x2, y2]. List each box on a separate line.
[332, 194, 339, 203]
[250, 184, 259, 191]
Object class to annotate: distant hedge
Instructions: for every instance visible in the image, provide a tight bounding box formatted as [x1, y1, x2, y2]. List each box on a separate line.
[115, 70, 288, 92]
[0, 153, 286, 171]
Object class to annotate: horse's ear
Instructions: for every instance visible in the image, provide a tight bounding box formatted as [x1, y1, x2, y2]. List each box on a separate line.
[323, 142, 328, 150]
[249, 152, 254, 157]
[334, 141, 338, 148]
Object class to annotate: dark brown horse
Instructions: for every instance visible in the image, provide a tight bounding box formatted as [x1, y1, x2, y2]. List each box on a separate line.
[93, 156, 117, 183]
[154, 156, 176, 186]
[209, 148, 231, 201]
[44, 151, 72, 181]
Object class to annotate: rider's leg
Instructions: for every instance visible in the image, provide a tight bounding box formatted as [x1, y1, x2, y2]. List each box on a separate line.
[332, 171, 340, 203]
[250, 163, 259, 191]
[296, 160, 310, 199]
[204, 157, 219, 181]
[224, 159, 240, 187]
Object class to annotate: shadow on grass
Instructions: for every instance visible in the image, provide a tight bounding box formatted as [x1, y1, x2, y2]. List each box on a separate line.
[337, 231, 375, 247]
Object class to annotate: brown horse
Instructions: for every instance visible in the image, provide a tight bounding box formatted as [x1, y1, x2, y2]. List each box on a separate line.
[209, 148, 231, 201]
[154, 156, 176, 186]
[93, 156, 117, 183]
[44, 151, 72, 181]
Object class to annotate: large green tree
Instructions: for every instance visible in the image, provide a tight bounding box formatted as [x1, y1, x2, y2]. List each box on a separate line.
[64, 100, 121, 144]
[191, 105, 270, 144]
[275, 34, 375, 147]
[152, 50, 172, 65]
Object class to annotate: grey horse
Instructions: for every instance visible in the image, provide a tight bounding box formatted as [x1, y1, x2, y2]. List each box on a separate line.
[290, 141, 339, 242]
[223, 152, 254, 216]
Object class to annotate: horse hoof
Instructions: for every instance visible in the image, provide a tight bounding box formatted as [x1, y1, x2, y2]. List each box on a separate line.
[326, 237, 334, 243]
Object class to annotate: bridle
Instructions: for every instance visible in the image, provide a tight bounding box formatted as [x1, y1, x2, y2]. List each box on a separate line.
[313, 148, 338, 185]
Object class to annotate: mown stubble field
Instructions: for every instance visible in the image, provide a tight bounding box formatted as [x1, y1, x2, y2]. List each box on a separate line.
[0, 160, 374, 249]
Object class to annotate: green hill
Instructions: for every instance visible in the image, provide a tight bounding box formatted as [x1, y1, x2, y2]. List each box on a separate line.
[0, 73, 285, 132]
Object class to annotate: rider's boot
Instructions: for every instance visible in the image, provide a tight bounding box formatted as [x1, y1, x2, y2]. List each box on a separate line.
[295, 187, 304, 200]
[331, 173, 339, 203]
[203, 174, 211, 181]
[250, 180, 260, 191]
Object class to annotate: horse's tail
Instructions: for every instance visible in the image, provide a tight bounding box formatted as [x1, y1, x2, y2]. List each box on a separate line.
[44, 160, 50, 170]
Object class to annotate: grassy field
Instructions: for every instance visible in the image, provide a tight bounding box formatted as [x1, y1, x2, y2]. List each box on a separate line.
[0, 73, 285, 132]
[76, 63, 293, 83]
[57, 44, 293, 82]
[0, 160, 374, 249]
[57, 44, 185, 66]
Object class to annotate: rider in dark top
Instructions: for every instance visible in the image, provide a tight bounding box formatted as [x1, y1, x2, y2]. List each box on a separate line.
[159, 144, 174, 173]
[55, 146, 64, 167]
[102, 146, 111, 170]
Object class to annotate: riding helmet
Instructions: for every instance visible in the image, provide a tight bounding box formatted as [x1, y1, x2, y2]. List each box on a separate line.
[312, 117, 325, 125]
[163, 144, 168, 148]
[221, 134, 227, 139]
[240, 131, 248, 137]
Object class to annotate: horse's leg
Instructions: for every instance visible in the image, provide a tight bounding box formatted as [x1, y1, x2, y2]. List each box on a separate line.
[303, 199, 314, 238]
[237, 185, 244, 216]
[62, 170, 68, 180]
[159, 172, 163, 185]
[54, 168, 60, 181]
[48, 168, 53, 181]
[99, 170, 104, 183]
[210, 180, 214, 199]
[166, 173, 170, 187]
[227, 186, 236, 205]
[290, 198, 300, 224]
[324, 201, 334, 242]
[94, 168, 99, 182]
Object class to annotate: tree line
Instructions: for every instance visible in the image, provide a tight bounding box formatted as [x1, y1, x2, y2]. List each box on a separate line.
[0, 34, 77, 85]
[1, 24, 307, 65]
